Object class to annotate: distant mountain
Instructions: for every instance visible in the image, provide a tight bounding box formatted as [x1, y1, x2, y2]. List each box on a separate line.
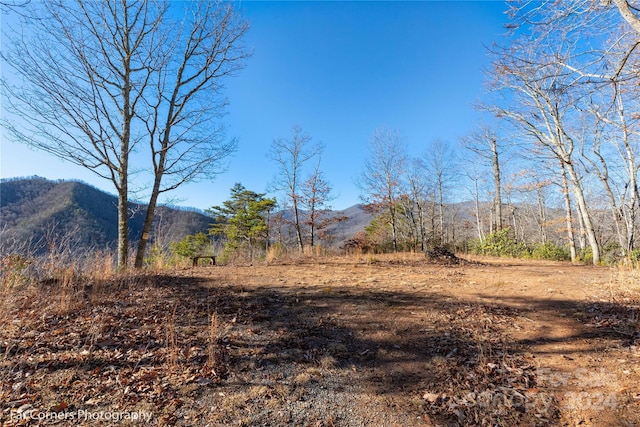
[0, 177, 373, 256]
[0, 177, 212, 255]
[273, 203, 373, 248]
[322, 204, 373, 246]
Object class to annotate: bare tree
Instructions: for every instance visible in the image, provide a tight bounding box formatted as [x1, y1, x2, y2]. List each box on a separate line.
[462, 125, 507, 232]
[423, 139, 457, 245]
[502, 0, 640, 261]
[405, 158, 430, 251]
[559, 160, 578, 262]
[2, 0, 163, 269]
[300, 158, 335, 248]
[487, 38, 602, 264]
[1, 1, 248, 269]
[133, 0, 249, 268]
[463, 163, 488, 243]
[358, 127, 407, 252]
[269, 126, 322, 252]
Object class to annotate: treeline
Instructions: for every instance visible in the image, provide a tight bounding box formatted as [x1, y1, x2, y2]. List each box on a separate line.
[348, 3, 640, 265]
[170, 182, 360, 265]
[472, 1, 640, 265]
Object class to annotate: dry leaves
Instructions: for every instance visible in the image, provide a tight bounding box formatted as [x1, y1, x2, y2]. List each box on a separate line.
[1, 278, 226, 426]
[1, 257, 639, 426]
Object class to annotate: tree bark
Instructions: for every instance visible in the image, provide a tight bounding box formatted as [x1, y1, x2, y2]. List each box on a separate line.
[491, 137, 503, 231]
[565, 160, 601, 264]
[117, 182, 129, 270]
[293, 196, 305, 252]
[560, 161, 577, 262]
[134, 174, 162, 268]
[611, 0, 640, 34]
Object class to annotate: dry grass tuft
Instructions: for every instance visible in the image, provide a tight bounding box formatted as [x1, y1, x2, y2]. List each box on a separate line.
[165, 305, 179, 368]
[207, 312, 221, 374]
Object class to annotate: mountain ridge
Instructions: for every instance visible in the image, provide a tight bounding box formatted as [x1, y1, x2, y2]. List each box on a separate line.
[0, 177, 213, 255]
[0, 177, 372, 255]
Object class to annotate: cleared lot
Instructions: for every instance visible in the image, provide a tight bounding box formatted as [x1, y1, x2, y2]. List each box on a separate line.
[2, 254, 639, 426]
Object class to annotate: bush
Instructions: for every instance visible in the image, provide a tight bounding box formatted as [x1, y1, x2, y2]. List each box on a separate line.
[577, 247, 593, 265]
[601, 241, 624, 265]
[531, 242, 570, 261]
[629, 249, 640, 262]
[170, 232, 212, 259]
[0, 254, 32, 289]
[470, 228, 529, 258]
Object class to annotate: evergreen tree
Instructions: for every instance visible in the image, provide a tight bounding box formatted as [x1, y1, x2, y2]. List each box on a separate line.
[207, 184, 276, 260]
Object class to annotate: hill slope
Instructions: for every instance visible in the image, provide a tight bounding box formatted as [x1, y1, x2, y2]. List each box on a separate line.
[321, 204, 373, 246]
[0, 177, 212, 255]
[0, 177, 373, 255]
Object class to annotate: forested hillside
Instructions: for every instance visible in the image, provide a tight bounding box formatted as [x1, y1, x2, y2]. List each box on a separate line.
[0, 177, 374, 258]
[0, 177, 212, 255]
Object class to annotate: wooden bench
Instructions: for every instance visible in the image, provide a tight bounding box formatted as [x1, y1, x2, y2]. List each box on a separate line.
[191, 256, 216, 267]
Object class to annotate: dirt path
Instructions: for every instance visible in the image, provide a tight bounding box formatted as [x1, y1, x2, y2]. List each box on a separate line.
[440, 258, 639, 426]
[200, 255, 639, 426]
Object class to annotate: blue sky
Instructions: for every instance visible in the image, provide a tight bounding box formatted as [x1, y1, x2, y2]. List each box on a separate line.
[1, 1, 509, 211]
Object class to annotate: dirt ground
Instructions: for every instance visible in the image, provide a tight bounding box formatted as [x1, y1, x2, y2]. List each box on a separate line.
[1, 253, 639, 426]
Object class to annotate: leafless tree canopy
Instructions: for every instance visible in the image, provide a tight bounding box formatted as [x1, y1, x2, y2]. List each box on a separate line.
[358, 127, 408, 252]
[269, 126, 324, 252]
[1, 0, 249, 268]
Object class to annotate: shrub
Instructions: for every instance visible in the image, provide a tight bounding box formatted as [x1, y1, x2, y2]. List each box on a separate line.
[0, 254, 32, 289]
[601, 241, 624, 265]
[470, 228, 529, 258]
[577, 247, 593, 265]
[531, 242, 570, 261]
[170, 232, 213, 259]
[629, 249, 640, 262]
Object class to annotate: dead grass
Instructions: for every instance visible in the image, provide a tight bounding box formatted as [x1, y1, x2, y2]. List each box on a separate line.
[0, 253, 639, 426]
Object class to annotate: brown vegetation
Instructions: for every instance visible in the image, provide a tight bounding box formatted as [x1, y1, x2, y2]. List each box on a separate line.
[1, 253, 639, 426]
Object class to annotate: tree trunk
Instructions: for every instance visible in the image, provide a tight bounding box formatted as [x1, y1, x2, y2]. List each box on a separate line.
[135, 101, 171, 268]
[293, 197, 304, 252]
[417, 201, 427, 251]
[616, 84, 639, 254]
[389, 204, 399, 252]
[117, 185, 129, 270]
[413, 201, 425, 251]
[491, 137, 503, 231]
[537, 187, 547, 243]
[309, 204, 316, 248]
[134, 177, 162, 268]
[611, 0, 640, 34]
[576, 203, 587, 251]
[437, 180, 445, 244]
[587, 139, 628, 255]
[429, 198, 437, 243]
[117, 65, 132, 270]
[560, 162, 577, 262]
[565, 161, 600, 264]
[473, 178, 484, 242]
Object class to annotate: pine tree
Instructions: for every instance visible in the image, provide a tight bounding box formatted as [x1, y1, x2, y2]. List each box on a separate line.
[207, 184, 276, 261]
